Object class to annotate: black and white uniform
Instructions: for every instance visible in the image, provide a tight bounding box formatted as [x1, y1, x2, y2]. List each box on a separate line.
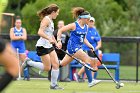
[36, 16, 55, 56]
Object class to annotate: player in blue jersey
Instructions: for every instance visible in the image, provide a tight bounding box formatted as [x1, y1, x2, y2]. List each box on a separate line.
[10, 16, 27, 64]
[10, 16, 30, 80]
[57, 7, 97, 87]
[74, 17, 102, 85]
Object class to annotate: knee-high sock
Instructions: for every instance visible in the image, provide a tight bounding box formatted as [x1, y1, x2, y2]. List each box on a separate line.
[85, 64, 92, 83]
[27, 60, 44, 71]
[0, 72, 14, 92]
[51, 68, 59, 86]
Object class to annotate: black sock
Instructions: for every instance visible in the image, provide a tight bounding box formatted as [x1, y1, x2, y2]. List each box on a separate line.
[0, 72, 14, 92]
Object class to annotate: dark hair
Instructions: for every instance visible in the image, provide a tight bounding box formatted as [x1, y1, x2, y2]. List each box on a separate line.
[72, 7, 90, 19]
[37, 4, 59, 20]
[80, 11, 90, 16]
[15, 16, 21, 20]
[14, 16, 21, 23]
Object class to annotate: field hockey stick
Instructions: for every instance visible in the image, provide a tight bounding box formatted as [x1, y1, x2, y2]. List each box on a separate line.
[92, 50, 124, 89]
[55, 46, 97, 72]
[16, 48, 21, 80]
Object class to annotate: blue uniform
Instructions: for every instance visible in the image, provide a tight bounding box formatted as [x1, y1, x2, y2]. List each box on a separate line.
[67, 22, 88, 54]
[11, 27, 26, 53]
[82, 27, 101, 55]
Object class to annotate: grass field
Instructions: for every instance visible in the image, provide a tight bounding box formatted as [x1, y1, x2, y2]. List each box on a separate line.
[1, 66, 140, 80]
[29, 65, 140, 80]
[89, 66, 140, 80]
[4, 79, 140, 93]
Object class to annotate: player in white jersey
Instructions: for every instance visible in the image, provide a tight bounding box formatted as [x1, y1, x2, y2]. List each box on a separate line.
[23, 4, 63, 90]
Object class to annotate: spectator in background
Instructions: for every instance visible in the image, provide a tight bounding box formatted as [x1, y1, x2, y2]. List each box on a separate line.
[74, 17, 102, 85]
[9, 16, 30, 80]
[53, 20, 70, 82]
[53, 20, 69, 59]
[10, 16, 27, 63]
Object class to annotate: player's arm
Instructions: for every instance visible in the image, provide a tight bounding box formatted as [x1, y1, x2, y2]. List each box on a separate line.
[57, 23, 75, 42]
[95, 40, 102, 50]
[9, 28, 22, 40]
[21, 28, 27, 40]
[52, 35, 57, 45]
[84, 38, 94, 51]
[37, 17, 50, 40]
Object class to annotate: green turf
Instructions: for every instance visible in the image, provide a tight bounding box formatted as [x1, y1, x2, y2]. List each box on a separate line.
[4, 79, 140, 93]
[96, 66, 140, 80]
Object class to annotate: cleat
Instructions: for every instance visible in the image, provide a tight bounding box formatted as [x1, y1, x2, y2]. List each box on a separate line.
[50, 85, 64, 90]
[74, 73, 80, 82]
[74, 73, 85, 82]
[88, 80, 101, 87]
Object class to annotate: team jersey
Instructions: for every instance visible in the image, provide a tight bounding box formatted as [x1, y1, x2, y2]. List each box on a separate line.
[11, 27, 26, 53]
[11, 27, 24, 44]
[67, 21, 88, 54]
[36, 16, 54, 48]
[82, 27, 101, 51]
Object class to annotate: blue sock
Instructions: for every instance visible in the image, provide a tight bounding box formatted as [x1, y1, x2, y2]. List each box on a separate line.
[85, 64, 92, 83]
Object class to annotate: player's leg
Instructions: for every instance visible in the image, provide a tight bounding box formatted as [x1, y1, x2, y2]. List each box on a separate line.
[22, 46, 49, 71]
[73, 49, 94, 87]
[74, 66, 85, 82]
[19, 43, 27, 63]
[49, 50, 64, 90]
[88, 51, 101, 85]
[59, 54, 73, 67]
[17, 44, 27, 80]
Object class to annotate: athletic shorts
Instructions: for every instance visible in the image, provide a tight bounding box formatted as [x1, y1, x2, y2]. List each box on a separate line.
[0, 39, 6, 53]
[11, 42, 26, 54]
[36, 46, 54, 56]
[67, 41, 81, 55]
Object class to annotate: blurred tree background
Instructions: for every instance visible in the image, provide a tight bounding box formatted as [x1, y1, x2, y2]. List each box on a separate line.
[4, 0, 140, 65]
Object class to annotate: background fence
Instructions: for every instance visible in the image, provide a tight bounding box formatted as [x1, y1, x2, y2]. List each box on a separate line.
[0, 34, 140, 82]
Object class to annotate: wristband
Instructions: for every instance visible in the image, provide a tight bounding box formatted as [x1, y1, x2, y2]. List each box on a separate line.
[57, 39, 61, 42]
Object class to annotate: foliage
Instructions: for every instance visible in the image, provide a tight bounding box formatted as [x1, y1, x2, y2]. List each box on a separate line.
[20, 0, 140, 36]
[4, 0, 140, 65]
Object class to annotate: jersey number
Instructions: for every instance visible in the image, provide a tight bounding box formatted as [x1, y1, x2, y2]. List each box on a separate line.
[80, 35, 84, 43]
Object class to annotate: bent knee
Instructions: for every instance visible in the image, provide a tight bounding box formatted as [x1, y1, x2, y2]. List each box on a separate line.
[44, 66, 51, 71]
[52, 64, 59, 69]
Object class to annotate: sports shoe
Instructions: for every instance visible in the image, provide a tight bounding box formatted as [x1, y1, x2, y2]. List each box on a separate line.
[88, 79, 101, 87]
[60, 78, 71, 82]
[50, 85, 64, 90]
[74, 73, 80, 82]
[74, 73, 85, 82]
